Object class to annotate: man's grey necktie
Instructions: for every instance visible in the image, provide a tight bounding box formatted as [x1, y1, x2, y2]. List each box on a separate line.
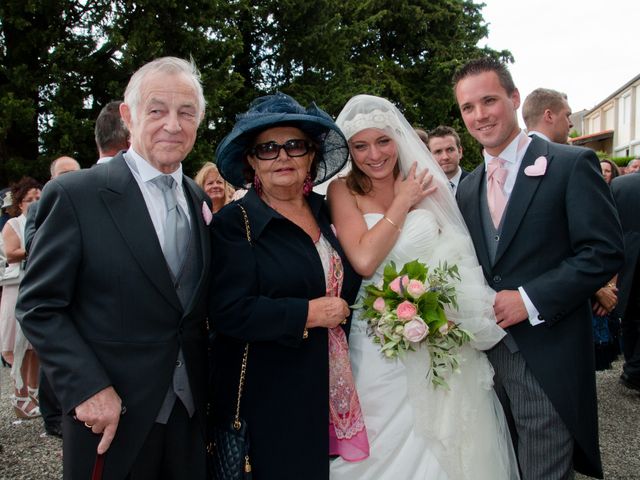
[153, 175, 189, 278]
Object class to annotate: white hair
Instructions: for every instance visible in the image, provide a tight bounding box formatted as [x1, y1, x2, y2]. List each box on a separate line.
[123, 56, 206, 124]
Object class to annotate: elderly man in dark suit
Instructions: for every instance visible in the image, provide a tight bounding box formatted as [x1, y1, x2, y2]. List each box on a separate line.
[611, 173, 640, 391]
[17, 57, 211, 479]
[454, 57, 623, 479]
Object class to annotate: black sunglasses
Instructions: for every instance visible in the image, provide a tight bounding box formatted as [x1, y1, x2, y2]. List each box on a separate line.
[249, 139, 312, 160]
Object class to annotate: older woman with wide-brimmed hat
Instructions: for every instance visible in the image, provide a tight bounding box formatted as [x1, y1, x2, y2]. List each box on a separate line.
[209, 93, 366, 479]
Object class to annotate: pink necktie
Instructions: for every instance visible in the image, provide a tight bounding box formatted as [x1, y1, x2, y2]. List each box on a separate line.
[487, 157, 508, 227]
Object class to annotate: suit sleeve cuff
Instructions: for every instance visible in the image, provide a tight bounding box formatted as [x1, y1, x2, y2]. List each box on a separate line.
[518, 286, 545, 325]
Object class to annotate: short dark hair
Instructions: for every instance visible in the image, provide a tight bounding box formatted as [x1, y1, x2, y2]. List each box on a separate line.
[426, 125, 462, 149]
[452, 57, 516, 95]
[95, 101, 129, 153]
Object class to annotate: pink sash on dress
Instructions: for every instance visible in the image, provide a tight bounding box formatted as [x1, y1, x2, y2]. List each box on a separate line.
[326, 250, 370, 461]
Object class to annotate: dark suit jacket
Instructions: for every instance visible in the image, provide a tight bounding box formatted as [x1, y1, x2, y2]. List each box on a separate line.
[16, 153, 211, 479]
[611, 173, 640, 316]
[209, 190, 361, 480]
[457, 136, 623, 477]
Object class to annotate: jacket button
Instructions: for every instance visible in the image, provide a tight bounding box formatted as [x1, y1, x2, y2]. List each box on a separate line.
[176, 360, 183, 367]
[492, 275, 501, 283]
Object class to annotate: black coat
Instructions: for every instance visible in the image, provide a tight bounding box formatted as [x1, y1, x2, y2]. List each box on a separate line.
[209, 189, 361, 480]
[16, 154, 211, 479]
[611, 173, 640, 316]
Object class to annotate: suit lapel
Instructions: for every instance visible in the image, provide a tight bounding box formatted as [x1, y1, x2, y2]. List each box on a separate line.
[180, 178, 211, 314]
[461, 167, 493, 274]
[99, 154, 182, 312]
[494, 137, 550, 264]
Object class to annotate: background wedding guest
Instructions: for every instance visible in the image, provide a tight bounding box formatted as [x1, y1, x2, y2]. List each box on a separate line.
[414, 127, 429, 146]
[193, 161, 233, 213]
[611, 172, 640, 392]
[600, 159, 620, 185]
[426, 125, 469, 194]
[95, 100, 130, 165]
[625, 157, 640, 174]
[0, 177, 41, 419]
[23, 155, 80, 438]
[522, 88, 573, 144]
[210, 92, 361, 479]
[454, 57, 623, 479]
[17, 57, 211, 479]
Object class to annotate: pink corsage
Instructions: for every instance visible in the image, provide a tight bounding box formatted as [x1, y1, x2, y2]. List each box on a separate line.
[202, 202, 213, 225]
[524, 156, 547, 177]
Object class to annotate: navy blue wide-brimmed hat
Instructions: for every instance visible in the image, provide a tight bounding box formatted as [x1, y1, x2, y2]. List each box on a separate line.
[215, 92, 349, 188]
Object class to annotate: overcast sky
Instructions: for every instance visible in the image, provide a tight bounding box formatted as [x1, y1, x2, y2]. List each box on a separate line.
[478, 0, 640, 123]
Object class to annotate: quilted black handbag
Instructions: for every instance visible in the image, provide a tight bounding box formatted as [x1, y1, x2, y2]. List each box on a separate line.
[209, 204, 253, 479]
[210, 345, 252, 480]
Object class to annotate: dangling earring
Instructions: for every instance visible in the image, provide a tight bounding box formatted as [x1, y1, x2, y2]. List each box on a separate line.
[303, 172, 313, 196]
[253, 175, 262, 196]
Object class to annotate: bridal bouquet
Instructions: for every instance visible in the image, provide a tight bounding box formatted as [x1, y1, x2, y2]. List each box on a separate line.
[357, 259, 472, 388]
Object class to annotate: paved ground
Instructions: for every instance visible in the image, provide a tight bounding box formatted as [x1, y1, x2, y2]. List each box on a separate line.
[1, 361, 638, 479]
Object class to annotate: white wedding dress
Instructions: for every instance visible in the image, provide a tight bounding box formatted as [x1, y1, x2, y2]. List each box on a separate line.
[330, 210, 519, 480]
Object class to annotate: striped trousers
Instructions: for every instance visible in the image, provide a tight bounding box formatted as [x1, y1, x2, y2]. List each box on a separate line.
[488, 341, 574, 480]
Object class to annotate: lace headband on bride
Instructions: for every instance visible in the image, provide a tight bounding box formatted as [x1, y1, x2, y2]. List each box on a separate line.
[339, 109, 400, 140]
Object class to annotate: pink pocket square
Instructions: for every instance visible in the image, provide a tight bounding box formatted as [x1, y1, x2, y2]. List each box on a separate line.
[524, 156, 547, 176]
[202, 202, 213, 225]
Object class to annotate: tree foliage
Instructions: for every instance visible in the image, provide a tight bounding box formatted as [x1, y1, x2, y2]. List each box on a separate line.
[0, 0, 510, 185]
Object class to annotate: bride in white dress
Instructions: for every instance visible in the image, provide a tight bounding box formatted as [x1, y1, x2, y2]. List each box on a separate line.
[327, 95, 519, 480]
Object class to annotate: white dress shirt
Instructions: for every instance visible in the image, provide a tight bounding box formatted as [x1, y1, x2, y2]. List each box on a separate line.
[527, 130, 551, 142]
[123, 148, 192, 254]
[449, 167, 463, 195]
[482, 131, 544, 326]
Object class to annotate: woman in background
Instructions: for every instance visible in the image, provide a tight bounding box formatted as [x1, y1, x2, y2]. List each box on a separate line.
[1, 176, 42, 418]
[194, 161, 234, 212]
[600, 159, 620, 185]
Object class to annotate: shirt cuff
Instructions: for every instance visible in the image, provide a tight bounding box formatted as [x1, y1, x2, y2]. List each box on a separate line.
[518, 286, 545, 326]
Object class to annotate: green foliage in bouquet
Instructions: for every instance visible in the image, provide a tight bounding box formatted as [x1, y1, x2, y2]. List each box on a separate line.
[355, 259, 473, 388]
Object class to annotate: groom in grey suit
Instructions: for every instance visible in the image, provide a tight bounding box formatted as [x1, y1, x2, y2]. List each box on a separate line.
[17, 57, 211, 479]
[454, 58, 623, 479]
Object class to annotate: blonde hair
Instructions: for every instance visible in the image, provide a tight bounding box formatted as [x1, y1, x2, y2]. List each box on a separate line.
[194, 162, 234, 208]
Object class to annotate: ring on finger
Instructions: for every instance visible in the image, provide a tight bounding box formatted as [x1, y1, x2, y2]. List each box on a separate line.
[341, 319, 347, 325]
[84, 422, 93, 428]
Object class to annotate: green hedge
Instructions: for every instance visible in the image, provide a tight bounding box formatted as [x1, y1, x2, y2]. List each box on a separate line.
[595, 152, 636, 166]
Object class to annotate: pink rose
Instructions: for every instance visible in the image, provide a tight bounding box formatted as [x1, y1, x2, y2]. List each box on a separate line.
[403, 319, 429, 342]
[373, 297, 386, 312]
[407, 279, 425, 298]
[389, 275, 409, 294]
[396, 300, 418, 321]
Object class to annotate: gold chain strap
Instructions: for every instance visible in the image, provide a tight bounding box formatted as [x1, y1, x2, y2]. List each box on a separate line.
[238, 204, 252, 246]
[233, 203, 251, 430]
[233, 343, 249, 430]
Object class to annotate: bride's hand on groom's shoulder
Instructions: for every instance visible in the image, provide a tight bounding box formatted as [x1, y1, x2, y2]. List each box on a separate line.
[394, 162, 437, 209]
